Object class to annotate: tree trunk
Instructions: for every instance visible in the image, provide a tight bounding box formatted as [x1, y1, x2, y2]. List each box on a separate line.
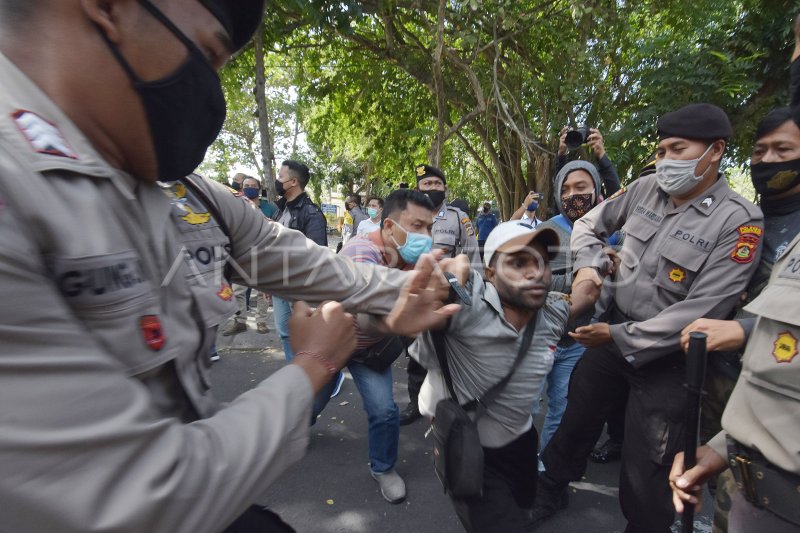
[254, 24, 276, 198]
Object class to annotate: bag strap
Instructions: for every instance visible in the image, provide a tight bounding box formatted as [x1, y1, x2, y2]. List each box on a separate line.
[432, 310, 539, 411]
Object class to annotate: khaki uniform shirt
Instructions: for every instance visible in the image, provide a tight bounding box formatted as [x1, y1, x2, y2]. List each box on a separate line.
[432, 203, 481, 266]
[572, 174, 764, 367]
[708, 231, 800, 475]
[0, 52, 409, 533]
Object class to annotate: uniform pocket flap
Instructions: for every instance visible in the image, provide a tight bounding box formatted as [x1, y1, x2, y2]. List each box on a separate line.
[659, 240, 708, 272]
[623, 220, 658, 242]
[745, 282, 800, 327]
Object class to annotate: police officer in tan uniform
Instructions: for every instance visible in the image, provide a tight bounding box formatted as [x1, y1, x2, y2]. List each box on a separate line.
[670, 22, 800, 533]
[531, 104, 764, 532]
[0, 2, 462, 532]
[399, 163, 481, 425]
[415, 164, 481, 265]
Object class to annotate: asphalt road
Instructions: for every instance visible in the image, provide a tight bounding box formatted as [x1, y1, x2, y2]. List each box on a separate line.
[212, 307, 713, 533]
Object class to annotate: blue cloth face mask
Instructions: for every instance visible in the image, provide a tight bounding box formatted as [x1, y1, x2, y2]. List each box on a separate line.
[242, 187, 260, 199]
[388, 218, 433, 264]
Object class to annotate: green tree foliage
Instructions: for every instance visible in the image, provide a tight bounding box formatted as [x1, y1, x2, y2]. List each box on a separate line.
[208, 0, 798, 216]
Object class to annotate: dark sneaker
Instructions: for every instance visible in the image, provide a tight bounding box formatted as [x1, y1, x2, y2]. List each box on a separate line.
[399, 403, 421, 426]
[222, 321, 247, 336]
[527, 473, 569, 530]
[589, 437, 623, 464]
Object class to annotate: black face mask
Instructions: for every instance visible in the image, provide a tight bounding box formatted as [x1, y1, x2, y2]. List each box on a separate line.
[230, 181, 242, 191]
[97, 0, 226, 180]
[424, 190, 446, 207]
[274, 179, 287, 197]
[750, 158, 800, 196]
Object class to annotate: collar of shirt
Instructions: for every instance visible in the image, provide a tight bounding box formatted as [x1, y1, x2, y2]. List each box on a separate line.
[662, 174, 730, 217]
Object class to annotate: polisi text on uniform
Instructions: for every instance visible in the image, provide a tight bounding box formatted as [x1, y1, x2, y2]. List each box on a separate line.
[58, 261, 146, 297]
[671, 229, 712, 250]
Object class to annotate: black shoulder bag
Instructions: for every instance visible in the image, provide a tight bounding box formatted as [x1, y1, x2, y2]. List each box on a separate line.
[430, 311, 538, 499]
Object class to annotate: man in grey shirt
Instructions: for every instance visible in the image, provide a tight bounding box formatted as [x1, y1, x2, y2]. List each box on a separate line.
[411, 221, 570, 533]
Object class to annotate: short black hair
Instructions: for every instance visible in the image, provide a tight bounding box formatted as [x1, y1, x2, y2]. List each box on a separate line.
[755, 107, 794, 141]
[281, 160, 310, 188]
[367, 196, 384, 208]
[242, 175, 260, 187]
[381, 189, 435, 226]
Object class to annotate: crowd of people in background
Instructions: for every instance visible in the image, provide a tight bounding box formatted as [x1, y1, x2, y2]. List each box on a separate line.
[1, 2, 800, 533]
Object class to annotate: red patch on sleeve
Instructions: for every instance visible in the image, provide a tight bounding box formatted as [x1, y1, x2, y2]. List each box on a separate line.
[730, 225, 762, 264]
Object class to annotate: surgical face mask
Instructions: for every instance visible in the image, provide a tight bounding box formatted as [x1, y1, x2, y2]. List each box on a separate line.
[388, 218, 433, 264]
[655, 144, 714, 196]
[242, 187, 260, 200]
[561, 193, 594, 221]
[367, 207, 380, 218]
[750, 158, 800, 196]
[96, 0, 226, 180]
[423, 190, 446, 207]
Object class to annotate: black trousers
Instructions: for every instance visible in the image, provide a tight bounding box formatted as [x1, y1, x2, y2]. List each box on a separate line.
[541, 345, 687, 533]
[406, 356, 427, 406]
[223, 505, 295, 533]
[451, 425, 539, 533]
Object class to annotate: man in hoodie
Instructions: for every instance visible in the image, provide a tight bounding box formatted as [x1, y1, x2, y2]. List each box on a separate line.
[534, 160, 604, 455]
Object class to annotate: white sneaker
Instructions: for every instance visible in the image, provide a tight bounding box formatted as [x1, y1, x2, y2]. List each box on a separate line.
[371, 468, 406, 504]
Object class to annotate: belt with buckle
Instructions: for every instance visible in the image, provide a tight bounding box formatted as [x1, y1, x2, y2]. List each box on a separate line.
[726, 436, 800, 526]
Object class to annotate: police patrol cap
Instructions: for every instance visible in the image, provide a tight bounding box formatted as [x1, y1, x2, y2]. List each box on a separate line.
[415, 164, 446, 185]
[483, 221, 560, 268]
[657, 103, 733, 141]
[198, 0, 264, 51]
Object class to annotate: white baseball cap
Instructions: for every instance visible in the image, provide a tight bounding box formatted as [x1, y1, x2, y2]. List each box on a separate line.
[483, 221, 560, 267]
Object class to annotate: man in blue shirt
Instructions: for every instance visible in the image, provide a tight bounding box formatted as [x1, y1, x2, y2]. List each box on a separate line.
[475, 202, 499, 260]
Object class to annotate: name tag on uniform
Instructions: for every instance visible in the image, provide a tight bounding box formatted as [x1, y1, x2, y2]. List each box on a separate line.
[51, 250, 152, 308]
[780, 254, 800, 281]
[670, 228, 714, 251]
[633, 204, 663, 225]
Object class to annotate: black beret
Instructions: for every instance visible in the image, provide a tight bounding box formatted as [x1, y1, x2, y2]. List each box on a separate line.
[199, 0, 265, 52]
[415, 164, 446, 184]
[657, 103, 733, 141]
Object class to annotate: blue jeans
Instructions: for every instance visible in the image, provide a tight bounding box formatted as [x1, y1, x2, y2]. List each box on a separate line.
[539, 342, 586, 451]
[317, 361, 399, 473]
[272, 296, 294, 361]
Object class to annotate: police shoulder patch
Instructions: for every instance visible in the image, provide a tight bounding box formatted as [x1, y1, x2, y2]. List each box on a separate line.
[12, 110, 78, 159]
[225, 185, 244, 198]
[607, 186, 626, 201]
[460, 216, 475, 236]
[730, 225, 762, 264]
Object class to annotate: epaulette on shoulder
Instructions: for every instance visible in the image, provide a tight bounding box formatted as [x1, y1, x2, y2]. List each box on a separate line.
[727, 191, 763, 219]
[223, 185, 244, 198]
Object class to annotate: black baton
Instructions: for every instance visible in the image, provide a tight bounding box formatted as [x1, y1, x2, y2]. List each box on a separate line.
[682, 332, 708, 533]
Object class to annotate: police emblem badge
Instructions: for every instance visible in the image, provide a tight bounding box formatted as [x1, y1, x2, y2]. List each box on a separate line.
[668, 267, 686, 283]
[773, 331, 798, 363]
